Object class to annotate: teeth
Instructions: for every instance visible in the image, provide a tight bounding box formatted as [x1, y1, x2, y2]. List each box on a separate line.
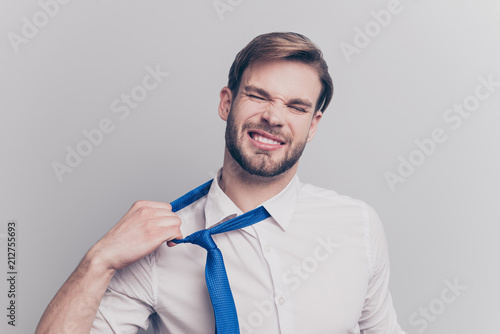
[254, 134, 280, 145]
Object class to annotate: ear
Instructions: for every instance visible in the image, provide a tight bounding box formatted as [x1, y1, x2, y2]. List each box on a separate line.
[218, 87, 233, 121]
[306, 111, 323, 143]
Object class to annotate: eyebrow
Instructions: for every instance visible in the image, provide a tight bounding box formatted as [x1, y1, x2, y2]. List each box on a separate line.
[242, 85, 313, 108]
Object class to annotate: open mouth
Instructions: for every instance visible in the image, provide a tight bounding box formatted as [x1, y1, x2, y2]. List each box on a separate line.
[248, 130, 285, 150]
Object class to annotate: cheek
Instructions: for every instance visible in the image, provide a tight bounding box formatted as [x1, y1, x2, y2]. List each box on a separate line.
[289, 119, 312, 140]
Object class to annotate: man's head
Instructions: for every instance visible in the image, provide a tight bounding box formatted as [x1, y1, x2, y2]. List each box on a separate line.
[219, 32, 333, 179]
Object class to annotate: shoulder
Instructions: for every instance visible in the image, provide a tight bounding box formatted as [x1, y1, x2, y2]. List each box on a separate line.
[296, 180, 385, 233]
[297, 180, 372, 211]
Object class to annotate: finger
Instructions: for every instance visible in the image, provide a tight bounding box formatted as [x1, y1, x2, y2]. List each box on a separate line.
[166, 230, 183, 247]
[144, 216, 182, 239]
[130, 200, 172, 211]
[164, 226, 183, 247]
[133, 207, 179, 220]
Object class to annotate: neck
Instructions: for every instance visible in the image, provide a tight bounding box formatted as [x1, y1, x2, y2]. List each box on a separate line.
[218, 149, 297, 213]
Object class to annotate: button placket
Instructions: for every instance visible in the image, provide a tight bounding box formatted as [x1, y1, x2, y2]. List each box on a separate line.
[253, 225, 296, 334]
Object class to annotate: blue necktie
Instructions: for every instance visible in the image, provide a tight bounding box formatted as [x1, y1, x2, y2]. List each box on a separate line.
[170, 179, 271, 334]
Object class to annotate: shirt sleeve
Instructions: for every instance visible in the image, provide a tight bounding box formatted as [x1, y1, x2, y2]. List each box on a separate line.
[91, 252, 157, 333]
[358, 204, 406, 334]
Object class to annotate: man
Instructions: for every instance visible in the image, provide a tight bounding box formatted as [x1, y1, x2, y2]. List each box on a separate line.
[37, 32, 405, 333]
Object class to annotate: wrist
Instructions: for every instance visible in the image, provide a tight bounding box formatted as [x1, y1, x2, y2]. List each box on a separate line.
[83, 245, 116, 278]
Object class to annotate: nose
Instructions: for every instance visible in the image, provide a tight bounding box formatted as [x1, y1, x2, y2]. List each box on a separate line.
[261, 100, 286, 127]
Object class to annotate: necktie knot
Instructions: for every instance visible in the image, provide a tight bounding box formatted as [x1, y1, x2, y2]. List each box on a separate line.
[185, 229, 217, 251]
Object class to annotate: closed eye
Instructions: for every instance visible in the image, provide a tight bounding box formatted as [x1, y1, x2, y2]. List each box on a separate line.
[246, 94, 268, 102]
[247, 94, 267, 101]
[289, 105, 307, 113]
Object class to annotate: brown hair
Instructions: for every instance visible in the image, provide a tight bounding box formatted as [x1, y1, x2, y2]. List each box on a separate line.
[228, 32, 333, 112]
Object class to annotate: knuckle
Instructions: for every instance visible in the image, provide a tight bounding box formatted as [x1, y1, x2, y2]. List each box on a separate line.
[171, 216, 182, 226]
[137, 206, 153, 217]
[132, 200, 147, 209]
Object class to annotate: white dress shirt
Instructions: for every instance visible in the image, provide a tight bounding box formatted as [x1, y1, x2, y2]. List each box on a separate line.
[92, 170, 405, 334]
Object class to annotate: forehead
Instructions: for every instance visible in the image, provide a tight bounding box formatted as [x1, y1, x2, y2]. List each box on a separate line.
[240, 60, 322, 103]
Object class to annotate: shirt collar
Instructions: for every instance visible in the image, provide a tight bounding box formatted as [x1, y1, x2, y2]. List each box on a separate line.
[204, 168, 299, 232]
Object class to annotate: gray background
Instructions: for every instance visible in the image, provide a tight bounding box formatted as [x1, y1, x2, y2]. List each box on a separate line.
[1, 0, 499, 333]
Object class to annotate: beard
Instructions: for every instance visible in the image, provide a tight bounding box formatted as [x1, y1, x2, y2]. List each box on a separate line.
[225, 107, 308, 178]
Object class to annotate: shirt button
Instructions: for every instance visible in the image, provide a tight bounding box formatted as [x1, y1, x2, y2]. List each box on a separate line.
[278, 297, 285, 305]
[264, 245, 271, 252]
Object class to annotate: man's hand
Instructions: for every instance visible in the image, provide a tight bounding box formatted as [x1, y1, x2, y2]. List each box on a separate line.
[35, 200, 182, 334]
[89, 200, 183, 272]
